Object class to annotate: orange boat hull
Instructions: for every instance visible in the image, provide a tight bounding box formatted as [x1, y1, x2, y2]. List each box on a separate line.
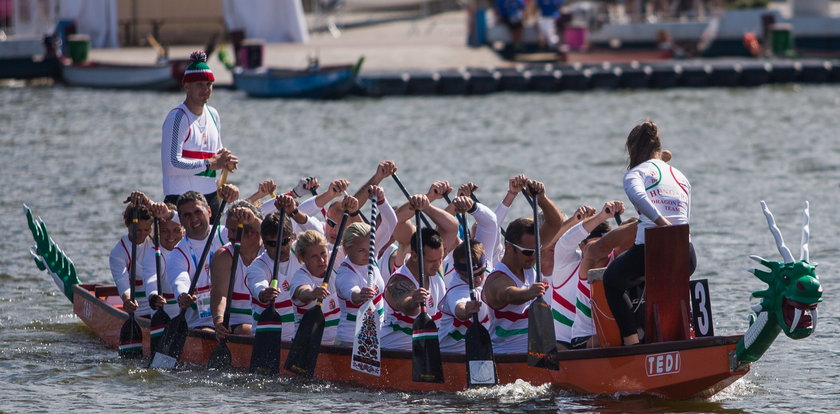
[74, 284, 748, 399]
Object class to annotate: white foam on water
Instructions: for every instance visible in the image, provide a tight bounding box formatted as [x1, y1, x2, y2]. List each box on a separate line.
[709, 377, 757, 401]
[457, 379, 555, 403]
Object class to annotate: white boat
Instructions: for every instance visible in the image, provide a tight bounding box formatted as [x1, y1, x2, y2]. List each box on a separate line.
[61, 61, 179, 90]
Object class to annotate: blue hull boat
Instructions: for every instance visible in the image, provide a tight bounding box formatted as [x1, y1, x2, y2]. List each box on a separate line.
[232, 58, 362, 99]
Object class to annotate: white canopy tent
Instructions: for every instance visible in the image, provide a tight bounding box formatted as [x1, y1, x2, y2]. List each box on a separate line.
[222, 0, 308, 44]
[11, 0, 118, 47]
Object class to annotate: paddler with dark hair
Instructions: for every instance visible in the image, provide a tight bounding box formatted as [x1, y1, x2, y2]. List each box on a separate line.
[143, 201, 184, 318]
[544, 200, 624, 349]
[245, 194, 314, 341]
[604, 120, 693, 346]
[481, 179, 566, 354]
[168, 184, 239, 331]
[161, 50, 238, 223]
[210, 201, 264, 338]
[333, 186, 398, 347]
[109, 198, 154, 318]
[380, 194, 459, 350]
[437, 197, 493, 353]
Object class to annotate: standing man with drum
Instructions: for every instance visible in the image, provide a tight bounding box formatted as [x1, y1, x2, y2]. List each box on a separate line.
[161, 51, 238, 222]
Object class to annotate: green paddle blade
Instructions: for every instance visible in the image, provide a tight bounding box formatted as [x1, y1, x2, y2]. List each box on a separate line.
[285, 306, 325, 376]
[527, 296, 559, 370]
[151, 311, 188, 367]
[118, 315, 143, 358]
[249, 306, 283, 375]
[207, 339, 231, 370]
[149, 308, 171, 355]
[411, 311, 444, 382]
[465, 322, 497, 386]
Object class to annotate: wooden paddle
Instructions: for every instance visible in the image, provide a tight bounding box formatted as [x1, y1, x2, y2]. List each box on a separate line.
[149, 217, 171, 353]
[207, 224, 244, 369]
[150, 199, 228, 369]
[526, 185, 558, 370]
[456, 213, 498, 386]
[391, 173, 432, 229]
[249, 210, 287, 375]
[351, 197, 382, 376]
[286, 210, 350, 376]
[118, 205, 143, 358]
[411, 210, 444, 382]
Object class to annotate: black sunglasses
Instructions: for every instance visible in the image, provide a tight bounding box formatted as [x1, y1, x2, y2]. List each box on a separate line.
[264, 237, 291, 248]
[326, 218, 337, 228]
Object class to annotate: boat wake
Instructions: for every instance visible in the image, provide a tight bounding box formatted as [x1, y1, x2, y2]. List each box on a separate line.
[709, 378, 756, 401]
[457, 379, 556, 403]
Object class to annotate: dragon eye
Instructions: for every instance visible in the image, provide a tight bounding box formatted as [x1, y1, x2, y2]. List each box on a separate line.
[782, 274, 790, 281]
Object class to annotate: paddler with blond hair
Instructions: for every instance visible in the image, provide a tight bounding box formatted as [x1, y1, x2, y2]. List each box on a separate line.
[161, 50, 238, 223]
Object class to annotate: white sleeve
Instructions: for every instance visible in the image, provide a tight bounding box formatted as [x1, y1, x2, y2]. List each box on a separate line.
[374, 198, 397, 254]
[554, 221, 589, 266]
[289, 268, 312, 306]
[161, 110, 207, 176]
[333, 265, 359, 301]
[109, 242, 130, 297]
[494, 202, 510, 228]
[245, 259, 270, 303]
[297, 215, 324, 234]
[624, 168, 661, 222]
[167, 248, 192, 296]
[298, 197, 322, 218]
[140, 246, 159, 298]
[259, 201, 276, 218]
[470, 203, 498, 260]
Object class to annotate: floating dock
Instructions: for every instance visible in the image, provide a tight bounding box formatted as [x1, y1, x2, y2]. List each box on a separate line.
[355, 59, 840, 96]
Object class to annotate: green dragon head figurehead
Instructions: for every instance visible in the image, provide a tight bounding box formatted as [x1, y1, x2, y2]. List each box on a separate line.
[737, 201, 822, 364]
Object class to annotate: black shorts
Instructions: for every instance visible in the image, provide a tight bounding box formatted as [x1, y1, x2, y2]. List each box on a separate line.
[501, 17, 523, 30]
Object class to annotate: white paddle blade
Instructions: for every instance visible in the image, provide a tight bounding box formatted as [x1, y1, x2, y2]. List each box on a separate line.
[350, 302, 381, 376]
[149, 352, 178, 370]
[468, 361, 496, 385]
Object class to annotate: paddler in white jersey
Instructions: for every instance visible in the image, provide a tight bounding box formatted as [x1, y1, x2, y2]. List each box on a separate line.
[161, 50, 238, 223]
[481, 180, 565, 354]
[603, 120, 694, 346]
[543, 201, 623, 349]
[333, 186, 398, 346]
[246, 195, 314, 341]
[210, 201, 264, 338]
[109, 201, 154, 318]
[144, 201, 184, 318]
[169, 186, 239, 331]
[380, 194, 459, 350]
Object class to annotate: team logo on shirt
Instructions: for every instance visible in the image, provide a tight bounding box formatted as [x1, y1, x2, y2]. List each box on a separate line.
[329, 298, 336, 310]
[428, 296, 434, 308]
[282, 280, 290, 291]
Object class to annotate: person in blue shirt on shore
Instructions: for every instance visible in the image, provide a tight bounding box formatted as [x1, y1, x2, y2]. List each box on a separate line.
[495, 0, 525, 49]
[533, 0, 565, 50]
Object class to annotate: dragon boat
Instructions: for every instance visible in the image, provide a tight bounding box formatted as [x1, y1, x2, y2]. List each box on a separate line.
[22, 201, 821, 400]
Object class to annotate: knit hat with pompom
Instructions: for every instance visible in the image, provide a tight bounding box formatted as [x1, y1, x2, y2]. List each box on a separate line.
[183, 51, 215, 83]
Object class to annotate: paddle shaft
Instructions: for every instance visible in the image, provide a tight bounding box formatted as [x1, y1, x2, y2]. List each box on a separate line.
[269, 210, 287, 292]
[221, 225, 244, 329]
[316, 211, 350, 306]
[614, 212, 623, 226]
[128, 206, 138, 314]
[391, 173, 432, 229]
[366, 197, 378, 290]
[457, 213, 482, 326]
[153, 218, 163, 297]
[531, 189, 542, 283]
[414, 211, 425, 293]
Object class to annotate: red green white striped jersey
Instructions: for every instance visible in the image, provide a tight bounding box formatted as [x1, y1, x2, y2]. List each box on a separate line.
[246, 251, 300, 341]
[483, 261, 536, 354]
[379, 264, 445, 351]
[290, 266, 341, 345]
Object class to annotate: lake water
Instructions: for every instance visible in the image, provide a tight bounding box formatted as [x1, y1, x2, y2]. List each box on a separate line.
[2, 84, 838, 413]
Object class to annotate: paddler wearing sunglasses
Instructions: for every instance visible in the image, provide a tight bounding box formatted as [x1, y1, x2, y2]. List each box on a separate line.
[481, 180, 566, 354]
